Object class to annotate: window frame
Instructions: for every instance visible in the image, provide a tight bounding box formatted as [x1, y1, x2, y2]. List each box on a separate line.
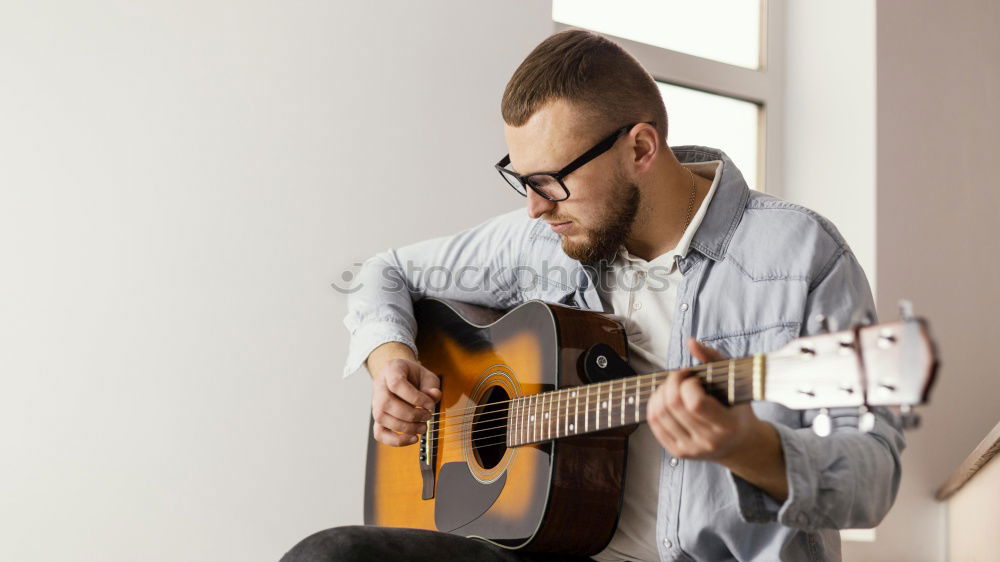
[552, 0, 785, 196]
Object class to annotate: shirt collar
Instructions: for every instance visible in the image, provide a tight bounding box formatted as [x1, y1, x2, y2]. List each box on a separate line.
[671, 145, 751, 262]
[615, 157, 724, 268]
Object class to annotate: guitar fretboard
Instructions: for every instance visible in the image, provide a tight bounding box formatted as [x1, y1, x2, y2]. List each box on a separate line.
[506, 355, 764, 447]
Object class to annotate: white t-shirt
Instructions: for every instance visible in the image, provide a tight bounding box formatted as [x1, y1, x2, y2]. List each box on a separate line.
[592, 161, 722, 562]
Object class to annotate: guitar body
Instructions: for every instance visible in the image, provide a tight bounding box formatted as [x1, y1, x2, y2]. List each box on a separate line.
[364, 297, 630, 555]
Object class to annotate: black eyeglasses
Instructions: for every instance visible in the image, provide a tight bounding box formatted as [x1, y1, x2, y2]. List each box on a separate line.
[495, 121, 655, 202]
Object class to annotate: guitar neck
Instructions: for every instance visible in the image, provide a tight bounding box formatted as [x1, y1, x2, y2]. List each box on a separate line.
[506, 355, 765, 447]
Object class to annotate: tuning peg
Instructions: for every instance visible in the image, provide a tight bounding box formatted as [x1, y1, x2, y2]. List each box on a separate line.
[812, 408, 832, 437]
[858, 406, 876, 433]
[898, 300, 914, 321]
[899, 404, 921, 430]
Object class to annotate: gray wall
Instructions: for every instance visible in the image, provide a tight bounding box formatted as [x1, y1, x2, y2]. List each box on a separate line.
[844, 1, 1000, 560]
[0, 1, 550, 560]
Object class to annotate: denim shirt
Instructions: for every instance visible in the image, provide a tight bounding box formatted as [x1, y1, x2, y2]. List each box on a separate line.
[343, 146, 904, 561]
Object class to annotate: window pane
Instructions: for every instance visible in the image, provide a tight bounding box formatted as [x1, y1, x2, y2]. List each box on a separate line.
[658, 82, 760, 190]
[552, 0, 762, 69]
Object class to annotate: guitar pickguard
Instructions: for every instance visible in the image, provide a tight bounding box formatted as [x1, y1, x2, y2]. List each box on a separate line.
[434, 462, 506, 532]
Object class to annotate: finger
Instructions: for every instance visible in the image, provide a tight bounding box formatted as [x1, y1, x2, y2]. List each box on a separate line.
[647, 377, 693, 442]
[380, 393, 431, 423]
[645, 388, 679, 452]
[416, 365, 442, 402]
[647, 413, 679, 454]
[677, 375, 728, 428]
[385, 366, 437, 410]
[373, 421, 418, 447]
[662, 371, 717, 441]
[687, 338, 726, 363]
[374, 411, 427, 435]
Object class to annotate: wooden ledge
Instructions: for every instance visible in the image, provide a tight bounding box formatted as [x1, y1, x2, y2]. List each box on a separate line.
[936, 418, 1000, 501]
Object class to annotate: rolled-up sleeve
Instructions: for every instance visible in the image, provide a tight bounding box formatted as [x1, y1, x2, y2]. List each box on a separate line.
[341, 209, 533, 377]
[731, 249, 906, 530]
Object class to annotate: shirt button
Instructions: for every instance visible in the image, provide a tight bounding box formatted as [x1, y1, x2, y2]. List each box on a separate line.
[679, 303, 689, 312]
[663, 538, 673, 549]
[632, 301, 642, 311]
[669, 457, 679, 467]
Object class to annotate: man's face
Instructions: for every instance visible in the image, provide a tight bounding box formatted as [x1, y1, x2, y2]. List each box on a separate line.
[503, 100, 640, 265]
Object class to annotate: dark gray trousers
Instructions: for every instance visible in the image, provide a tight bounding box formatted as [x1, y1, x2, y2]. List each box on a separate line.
[280, 526, 597, 562]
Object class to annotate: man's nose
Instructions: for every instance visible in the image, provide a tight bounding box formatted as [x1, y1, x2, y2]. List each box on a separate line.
[526, 188, 556, 219]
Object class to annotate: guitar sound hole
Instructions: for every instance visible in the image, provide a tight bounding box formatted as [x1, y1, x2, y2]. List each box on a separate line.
[472, 385, 509, 470]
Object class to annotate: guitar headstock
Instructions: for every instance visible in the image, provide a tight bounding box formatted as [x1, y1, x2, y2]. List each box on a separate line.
[763, 301, 939, 433]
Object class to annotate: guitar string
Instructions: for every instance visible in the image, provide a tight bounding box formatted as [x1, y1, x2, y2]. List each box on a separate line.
[420, 351, 855, 425]
[422, 372, 758, 433]
[422, 372, 760, 448]
[399, 354, 873, 448]
[424, 387, 749, 448]
[422, 382, 760, 446]
[420, 365, 844, 433]
[422, 360, 760, 425]
[421, 366, 871, 449]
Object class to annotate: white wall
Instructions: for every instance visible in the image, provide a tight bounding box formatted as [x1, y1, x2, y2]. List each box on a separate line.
[0, 1, 551, 560]
[855, 1, 1000, 560]
[783, 0, 876, 290]
[786, 3, 1000, 560]
[6, 2, 995, 560]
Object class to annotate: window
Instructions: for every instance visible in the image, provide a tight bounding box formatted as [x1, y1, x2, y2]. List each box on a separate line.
[552, 0, 762, 69]
[657, 82, 760, 190]
[552, 0, 782, 194]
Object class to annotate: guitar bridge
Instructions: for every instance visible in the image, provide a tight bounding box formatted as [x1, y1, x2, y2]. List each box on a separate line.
[418, 407, 437, 500]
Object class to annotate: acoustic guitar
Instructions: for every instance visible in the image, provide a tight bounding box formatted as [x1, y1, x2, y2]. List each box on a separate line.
[363, 297, 938, 555]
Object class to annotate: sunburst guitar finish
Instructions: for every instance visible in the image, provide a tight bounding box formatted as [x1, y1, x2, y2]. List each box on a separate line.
[363, 298, 630, 555]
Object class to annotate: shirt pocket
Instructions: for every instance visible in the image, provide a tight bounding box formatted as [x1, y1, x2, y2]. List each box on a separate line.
[698, 321, 801, 360]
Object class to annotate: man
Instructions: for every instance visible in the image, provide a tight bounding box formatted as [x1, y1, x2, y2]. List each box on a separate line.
[282, 30, 903, 562]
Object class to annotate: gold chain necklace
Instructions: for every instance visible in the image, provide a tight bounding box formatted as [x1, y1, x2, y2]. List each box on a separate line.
[684, 168, 697, 228]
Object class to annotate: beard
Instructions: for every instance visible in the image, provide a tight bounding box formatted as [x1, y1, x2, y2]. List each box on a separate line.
[558, 171, 641, 266]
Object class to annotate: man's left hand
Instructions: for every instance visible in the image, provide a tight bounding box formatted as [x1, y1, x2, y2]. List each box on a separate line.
[646, 338, 760, 463]
[646, 338, 788, 501]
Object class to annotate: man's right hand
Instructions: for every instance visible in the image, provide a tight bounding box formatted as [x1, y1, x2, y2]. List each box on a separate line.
[367, 342, 442, 447]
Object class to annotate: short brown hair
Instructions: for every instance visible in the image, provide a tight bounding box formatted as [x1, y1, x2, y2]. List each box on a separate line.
[501, 29, 668, 144]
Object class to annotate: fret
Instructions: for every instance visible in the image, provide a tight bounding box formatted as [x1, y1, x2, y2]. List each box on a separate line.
[597, 382, 604, 429]
[633, 375, 640, 424]
[545, 392, 552, 440]
[562, 389, 569, 436]
[601, 382, 615, 428]
[572, 388, 579, 435]
[548, 392, 554, 440]
[552, 391, 559, 439]
[543, 392, 550, 440]
[509, 398, 516, 447]
[567, 390, 572, 435]
[728, 360, 735, 405]
[585, 385, 590, 433]
[553, 391, 561, 438]
[524, 395, 531, 445]
[648, 372, 658, 421]
[519, 396, 526, 445]
[539, 393, 546, 441]
[563, 389, 570, 436]
[619, 378, 625, 426]
[595, 384, 602, 431]
[523, 395, 529, 444]
[531, 394, 539, 444]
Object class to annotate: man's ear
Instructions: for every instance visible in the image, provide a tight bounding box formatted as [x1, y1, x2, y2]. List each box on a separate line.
[630, 123, 660, 173]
